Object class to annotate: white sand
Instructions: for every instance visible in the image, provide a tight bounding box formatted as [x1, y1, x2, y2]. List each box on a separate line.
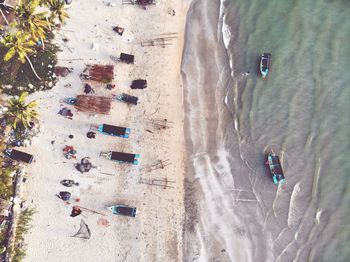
[22, 1, 187, 261]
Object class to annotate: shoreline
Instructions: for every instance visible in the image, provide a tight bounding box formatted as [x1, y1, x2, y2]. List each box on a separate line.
[22, 1, 188, 261]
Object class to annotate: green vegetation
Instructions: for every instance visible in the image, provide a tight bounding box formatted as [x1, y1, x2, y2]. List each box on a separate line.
[11, 209, 35, 262]
[4, 92, 38, 130]
[0, 0, 62, 95]
[0, 0, 67, 260]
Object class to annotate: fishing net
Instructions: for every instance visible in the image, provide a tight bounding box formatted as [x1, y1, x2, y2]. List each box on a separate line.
[72, 219, 91, 239]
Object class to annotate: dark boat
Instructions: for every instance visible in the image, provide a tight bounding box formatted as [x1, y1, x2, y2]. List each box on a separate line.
[107, 205, 137, 217]
[266, 151, 285, 185]
[119, 53, 134, 64]
[100, 151, 140, 165]
[131, 79, 147, 89]
[5, 149, 34, 164]
[260, 53, 271, 79]
[115, 93, 139, 105]
[97, 124, 131, 138]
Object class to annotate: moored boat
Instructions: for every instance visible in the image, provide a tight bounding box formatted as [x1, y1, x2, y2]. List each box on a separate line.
[260, 53, 271, 79]
[266, 151, 285, 185]
[107, 205, 137, 217]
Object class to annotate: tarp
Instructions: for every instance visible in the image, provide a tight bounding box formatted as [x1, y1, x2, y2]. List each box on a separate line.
[75, 95, 112, 115]
[82, 64, 114, 82]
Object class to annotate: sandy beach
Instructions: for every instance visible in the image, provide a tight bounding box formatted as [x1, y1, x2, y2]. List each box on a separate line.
[22, 1, 187, 261]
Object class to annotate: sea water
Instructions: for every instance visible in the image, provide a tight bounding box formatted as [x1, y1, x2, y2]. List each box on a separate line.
[182, 0, 350, 261]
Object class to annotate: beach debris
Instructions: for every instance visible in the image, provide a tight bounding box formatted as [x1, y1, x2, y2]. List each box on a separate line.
[70, 206, 82, 217]
[68, 134, 74, 139]
[72, 219, 91, 239]
[57, 191, 71, 201]
[65, 0, 72, 5]
[122, 0, 156, 7]
[54, 66, 73, 77]
[86, 131, 96, 139]
[113, 26, 124, 36]
[131, 79, 147, 89]
[168, 8, 175, 16]
[97, 218, 110, 227]
[63, 145, 77, 159]
[58, 107, 73, 119]
[145, 118, 173, 130]
[139, 177, 175, 189]
[91, 42, 99, 51]
[60, 179, 79, 187]
[75, 157, 94, 173]
[81, 64, 114, 82]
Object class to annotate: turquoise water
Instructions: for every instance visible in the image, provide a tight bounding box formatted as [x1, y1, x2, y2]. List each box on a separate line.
[183, 0, 350, 261]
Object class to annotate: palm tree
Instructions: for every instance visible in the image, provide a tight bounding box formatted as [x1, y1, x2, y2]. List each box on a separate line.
[14, 0, 51, 49]
[41, 0, 69, 24]
[0, 31, 42, 80]
[4, 91, 38, 130]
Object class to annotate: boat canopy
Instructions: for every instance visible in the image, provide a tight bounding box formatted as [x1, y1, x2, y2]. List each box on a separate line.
[131, 79, 147, 89]
[111, 151, 137, 163]
[6, 149, 33, 164]
[100, 124, 128, 136]
[120, 53, 134, 64]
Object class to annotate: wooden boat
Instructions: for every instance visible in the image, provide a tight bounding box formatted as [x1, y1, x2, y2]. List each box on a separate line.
[266, 151, 285, 185]
[100, 151, 140, 165]
[260, 53, 271, 79]
[107, 205, 137, 217]
[115, 93, 139, 105]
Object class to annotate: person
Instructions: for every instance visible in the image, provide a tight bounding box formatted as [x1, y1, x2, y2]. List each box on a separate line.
[71, 206, 82, 217]
[57, 191, 71, 201]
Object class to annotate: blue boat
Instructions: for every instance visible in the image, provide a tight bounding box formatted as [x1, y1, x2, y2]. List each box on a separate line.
[97, 124, 131, 138]
[100, 151, 140, 165]
[107, 205, 137, 217]
[260, 53, 271, 79]
[266, 151, 285, 185]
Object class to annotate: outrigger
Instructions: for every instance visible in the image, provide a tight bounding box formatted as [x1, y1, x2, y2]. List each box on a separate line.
[107, 205, 137, 217]
[100, 151, 140, 165]
[266, 151, 285, 185]
[260, 53, 271, 79]
[91, 124, 131, 138]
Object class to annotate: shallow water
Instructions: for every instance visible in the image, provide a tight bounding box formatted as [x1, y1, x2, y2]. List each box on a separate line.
[182, 0, 350, 261]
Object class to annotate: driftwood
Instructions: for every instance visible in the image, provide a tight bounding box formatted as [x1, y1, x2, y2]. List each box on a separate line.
[75, 95, 112, 115]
